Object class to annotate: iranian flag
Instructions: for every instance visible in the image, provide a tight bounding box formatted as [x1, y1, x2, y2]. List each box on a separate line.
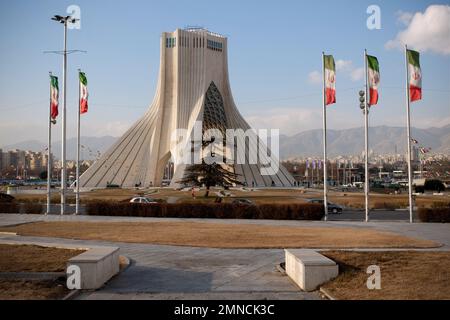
[367, 55, 380, 105]
[79, 72, 88, 114]
[407, 49, 422, 102]
[50, 75, 59, 119]
[324, 55, 336, 105]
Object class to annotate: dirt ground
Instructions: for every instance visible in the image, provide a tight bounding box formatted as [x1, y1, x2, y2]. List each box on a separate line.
[0, 221, 438, 249]
[321, 251, 450, 300]
[0, 244, 85, 272]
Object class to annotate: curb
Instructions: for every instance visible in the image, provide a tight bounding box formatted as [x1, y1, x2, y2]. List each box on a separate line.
[276, 262, 286, 275]
[119, 255, 131, 272]
[62, 289, 81, 300]
[319, 287, 337, 300]
[0, 232, 17, 236]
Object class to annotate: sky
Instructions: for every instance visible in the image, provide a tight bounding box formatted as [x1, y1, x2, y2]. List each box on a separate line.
[0, 0, 449, 146]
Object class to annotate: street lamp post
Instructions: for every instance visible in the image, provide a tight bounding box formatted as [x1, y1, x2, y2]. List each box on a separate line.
[51, 15, 76, 215]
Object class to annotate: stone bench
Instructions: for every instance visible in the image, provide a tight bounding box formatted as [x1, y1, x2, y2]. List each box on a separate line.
[284, 249, 338, 292]
[67, 246, 120, 290]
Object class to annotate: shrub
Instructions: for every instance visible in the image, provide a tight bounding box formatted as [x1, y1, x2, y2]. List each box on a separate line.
[86, 202, 324, 220]
[372, 201, 408, 210]
[21, 202, 44, 214]
[415, 186, 425, 194]
[418, 207, 450, 223]
[0, 193, 15, 203]
[0, 202, 19, 213]
[424, 179, 445, 192]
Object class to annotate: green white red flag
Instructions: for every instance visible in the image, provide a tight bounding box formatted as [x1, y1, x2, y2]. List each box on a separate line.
[50, 75, 59, 119]
[324, 55, 336, 105]
[407, 49, 422, 102]
[79, 72, 88, 114]
[367, 55, 380, 105]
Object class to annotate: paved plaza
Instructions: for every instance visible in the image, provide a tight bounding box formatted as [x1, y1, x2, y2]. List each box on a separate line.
[1, 214, 449, 299]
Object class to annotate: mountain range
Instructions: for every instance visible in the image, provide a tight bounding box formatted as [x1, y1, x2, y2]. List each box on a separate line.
[279, 124, 450, 158]
[2, 125, 449, 160]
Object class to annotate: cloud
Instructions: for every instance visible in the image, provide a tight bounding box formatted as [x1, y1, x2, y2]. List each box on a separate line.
[350, 68, 365, 81]
[411, 116, 450, 129]
[0, 120, 131, 147]
[386, 5, 450, 55]
[245, 107, 322, 135]
[85, 121, 131, 137]
[339, 61, 364, 82]
[335, 59, 353, 71]
[309, 59, 363, 84]
[308, 71, 322, 84]
[396, 10, 414, 26]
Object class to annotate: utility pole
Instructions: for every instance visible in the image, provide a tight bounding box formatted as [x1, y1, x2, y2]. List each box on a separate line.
[51, 15, 81, 214]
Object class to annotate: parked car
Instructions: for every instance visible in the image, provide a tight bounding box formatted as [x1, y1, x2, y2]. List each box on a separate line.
[307, 199, 343, 214]
[231, 198, 255, 206]
[129, 197, 158, 204]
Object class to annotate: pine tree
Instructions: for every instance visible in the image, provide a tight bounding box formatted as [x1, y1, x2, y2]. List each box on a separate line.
[178, 161, 242, 197]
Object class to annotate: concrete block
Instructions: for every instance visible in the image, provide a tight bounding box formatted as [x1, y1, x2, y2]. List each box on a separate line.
[68, 246, 120, 290]
[285, 249, 338, 292]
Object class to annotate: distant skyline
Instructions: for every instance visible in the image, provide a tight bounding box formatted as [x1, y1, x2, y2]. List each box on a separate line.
[1, 0, 449, 146]
[2, 124, 449, 160]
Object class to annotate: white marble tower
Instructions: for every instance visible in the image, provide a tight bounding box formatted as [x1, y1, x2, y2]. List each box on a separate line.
[79, 28, 295, 188]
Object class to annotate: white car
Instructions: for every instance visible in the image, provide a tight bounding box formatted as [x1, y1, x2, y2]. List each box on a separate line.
[129, 197, 158, 204]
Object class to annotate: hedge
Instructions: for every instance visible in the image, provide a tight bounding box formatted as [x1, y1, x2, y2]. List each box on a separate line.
[0, 202, 43, 214]
[0, 202, 19, 213]
[418, 207, 450, 223]
[86, 202, 325, 220]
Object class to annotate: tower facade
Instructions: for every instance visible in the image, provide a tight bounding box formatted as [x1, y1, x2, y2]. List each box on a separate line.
[79, 28, 295, 188]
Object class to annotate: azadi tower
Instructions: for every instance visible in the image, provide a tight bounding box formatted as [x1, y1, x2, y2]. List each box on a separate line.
[79, 28, 295, 188]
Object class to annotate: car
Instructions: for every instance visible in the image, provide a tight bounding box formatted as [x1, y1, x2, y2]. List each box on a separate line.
[307, 199, 343, 214]
[129, 197, 158, 204]
[231, 198, 255, 206]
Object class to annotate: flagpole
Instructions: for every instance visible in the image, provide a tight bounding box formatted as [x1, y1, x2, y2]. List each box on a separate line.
[364, 49, 369, 222]
[60, 19, 68, 215]
[47, 72, 52, 215]
[76, 69, 81, 215]
[405, 44, 413, 223]
[322, 56, 328, 219]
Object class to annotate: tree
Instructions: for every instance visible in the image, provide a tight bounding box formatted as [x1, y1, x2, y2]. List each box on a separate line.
[39, 171, 48, 180]
[178, 161, 242, 197]
[424, 179, 445, 193]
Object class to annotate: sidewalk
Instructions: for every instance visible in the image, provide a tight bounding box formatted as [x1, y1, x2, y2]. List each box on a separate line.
[1, 214, 448, 300]
[0, 232, 320, 300]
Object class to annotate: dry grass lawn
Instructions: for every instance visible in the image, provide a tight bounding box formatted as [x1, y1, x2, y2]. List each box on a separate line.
[0, 244, 84, 300]
[0, 244, 85, 272]
[321, 251, 450, 300]
[0, 221, 439, 249]
[0, 279, 70, 300]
